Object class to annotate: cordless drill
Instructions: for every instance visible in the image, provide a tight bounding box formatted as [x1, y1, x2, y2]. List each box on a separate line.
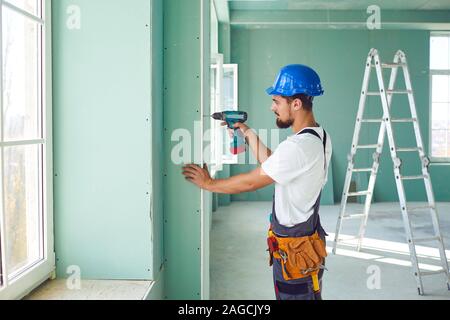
[212, 111, 248, 155]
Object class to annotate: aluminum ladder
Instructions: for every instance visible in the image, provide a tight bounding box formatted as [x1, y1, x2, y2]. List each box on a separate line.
[332, 48, 450, 296]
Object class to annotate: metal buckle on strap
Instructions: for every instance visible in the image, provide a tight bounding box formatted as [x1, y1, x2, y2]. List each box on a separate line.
[279, 250, 288, 263]
[301, 264, 328, 275]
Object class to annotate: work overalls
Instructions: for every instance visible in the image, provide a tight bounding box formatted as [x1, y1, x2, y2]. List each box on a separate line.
[270, 129, 328, 300]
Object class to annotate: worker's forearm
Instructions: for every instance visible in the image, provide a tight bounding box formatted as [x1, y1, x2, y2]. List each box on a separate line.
[206, 174, 257, 195]
[244, 129, 272, 164]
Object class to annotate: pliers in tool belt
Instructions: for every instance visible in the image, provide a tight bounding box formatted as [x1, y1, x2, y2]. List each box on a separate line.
[301, 264, 328, 275]
[279, 250, 288, 264]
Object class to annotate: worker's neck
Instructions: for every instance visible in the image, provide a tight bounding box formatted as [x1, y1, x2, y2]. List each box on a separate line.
[292, 112, 318, 134]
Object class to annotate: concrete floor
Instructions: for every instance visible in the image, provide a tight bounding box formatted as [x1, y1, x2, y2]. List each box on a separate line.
[210, 201, 450, 300]
[24, 280, 152, 300]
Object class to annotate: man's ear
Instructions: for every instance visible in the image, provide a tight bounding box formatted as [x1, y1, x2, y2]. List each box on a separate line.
[293, 98, 303, 111]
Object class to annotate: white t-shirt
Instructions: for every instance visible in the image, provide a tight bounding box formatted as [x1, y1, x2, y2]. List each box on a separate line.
[261, 127, 332, 227]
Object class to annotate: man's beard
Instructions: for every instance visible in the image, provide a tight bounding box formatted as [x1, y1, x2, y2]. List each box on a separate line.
[276, 117, 294, 129]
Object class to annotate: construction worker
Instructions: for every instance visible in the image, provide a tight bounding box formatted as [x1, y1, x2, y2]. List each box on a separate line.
[182, 64, 332, 300]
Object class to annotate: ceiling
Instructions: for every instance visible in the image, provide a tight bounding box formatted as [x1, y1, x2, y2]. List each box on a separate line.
[212, 0, 450, 30]
[227, 0, 450, 11]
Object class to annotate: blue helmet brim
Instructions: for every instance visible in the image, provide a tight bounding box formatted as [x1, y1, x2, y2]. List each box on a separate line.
[266, 87, 324, 97]
[266, 87, 277, 95]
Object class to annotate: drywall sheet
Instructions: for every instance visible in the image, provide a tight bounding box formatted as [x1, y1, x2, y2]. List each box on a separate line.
[163, 0, 211, 299]
[52, 0, 154, 279]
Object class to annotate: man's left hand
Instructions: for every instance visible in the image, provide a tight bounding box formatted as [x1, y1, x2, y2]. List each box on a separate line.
[182, 163, 213, 190]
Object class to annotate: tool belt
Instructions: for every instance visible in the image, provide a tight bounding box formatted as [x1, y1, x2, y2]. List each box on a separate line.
[267, 229, 328, 292]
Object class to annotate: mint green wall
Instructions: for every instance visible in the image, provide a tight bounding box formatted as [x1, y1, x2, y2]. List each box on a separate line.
[163, 0, 211, 300]
[52, 0, 156, 280]
[219, 22, 231, 63]
[230, 28, 449, 203]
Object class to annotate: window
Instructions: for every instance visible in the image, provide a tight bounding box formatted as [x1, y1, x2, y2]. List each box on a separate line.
[430, 33, 450, 161]
[221, 64, 239, 164]
[210, 54, 224, 174]
[0, 0, 53, 300]
[210, 59, 239, 172]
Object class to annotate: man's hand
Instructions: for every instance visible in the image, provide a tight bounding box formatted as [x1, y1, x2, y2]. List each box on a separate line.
[221, 122, 250, 139]
[182, 163, 213, 190]
[222, 121, 272, 164]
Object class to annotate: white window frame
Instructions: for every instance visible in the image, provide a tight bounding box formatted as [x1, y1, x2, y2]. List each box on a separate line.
[0, 0, 54, 300]
[210, 54, 224, 175]
[429, 32, 450, 163]
[221, 63, 239, 165]
[210, 61, 240, 171]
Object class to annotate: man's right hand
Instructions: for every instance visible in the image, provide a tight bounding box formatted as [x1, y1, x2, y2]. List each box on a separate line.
[221, 122, 250, 138]
[221, 121, 272, 163]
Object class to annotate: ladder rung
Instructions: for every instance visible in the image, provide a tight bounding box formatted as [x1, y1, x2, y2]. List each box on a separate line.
[387, 90, 412, 95]
[352, 168, 373, 173]
[397, 148, 421, 153]
[413, 236, 440, 244]
[401, 175, 427, 181]
[366, 92, 381, 96]
[342, 213, 366, 220]
[408, 205, 434, 212]
[381, 63, 406, 68]
[336, 236, 361, 242]
[347, 191, 371, 197]
[361, 119, 383, 123]
[356, 144, 379, 149]
[391, 118, 416, 123]
[420, 269, 447, 277]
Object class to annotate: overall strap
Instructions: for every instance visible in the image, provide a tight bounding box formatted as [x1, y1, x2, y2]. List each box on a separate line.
[297, 128, 327, 169]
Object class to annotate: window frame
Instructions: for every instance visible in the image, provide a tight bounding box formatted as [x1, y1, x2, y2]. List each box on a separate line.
[210, 54, 224, 175]
[210, 62, 240, 171]
[0, 0, 54, 300]
[221, 63, 239, 165]
[429, 31, 450, 163]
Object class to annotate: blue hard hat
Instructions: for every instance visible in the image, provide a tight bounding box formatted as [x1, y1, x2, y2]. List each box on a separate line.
[266, 64, 324, 97]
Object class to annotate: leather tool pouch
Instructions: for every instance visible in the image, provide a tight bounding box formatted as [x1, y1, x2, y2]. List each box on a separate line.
[268, 231, 327, 281]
